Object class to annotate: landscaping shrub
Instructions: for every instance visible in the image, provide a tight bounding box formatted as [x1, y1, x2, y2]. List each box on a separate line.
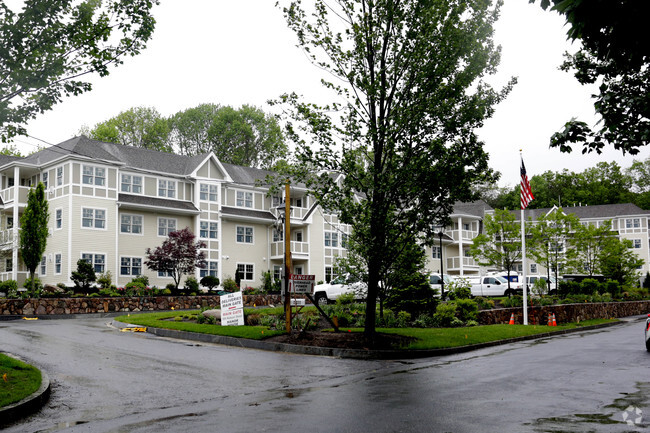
[0, 279, 18, 298]
[200, 275, 220, 292]
[131, 275, 150, 287]
[474, 297, 494, 310]
[454, 298, 478, 322]
[558, 280, 580, 297]
[412, 314, 436, 328]
[71, 259, 96, 292]
[336, 292, 356, 305]
[604, 279, 621, 298]
[501, 295, 522, 308]
[386, 272, 438, 317]
[580, 278, 600, 295]
[23, 276, 43, 298]
[446, 280, 472, 300]
[260, 270, 273, 293]
[97, 271, 112, 289]
[184, 276, 199, 294]
[222, 277, 238, 292]
[434, 302, 457, 327]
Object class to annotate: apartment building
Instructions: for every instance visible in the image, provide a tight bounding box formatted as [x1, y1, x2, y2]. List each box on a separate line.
[0, 136, 648, 288]
[426, 201, 650, 279]
[0, 136, 352, 288]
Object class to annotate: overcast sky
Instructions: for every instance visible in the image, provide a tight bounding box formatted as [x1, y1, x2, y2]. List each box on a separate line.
[6, 1, 648, 188]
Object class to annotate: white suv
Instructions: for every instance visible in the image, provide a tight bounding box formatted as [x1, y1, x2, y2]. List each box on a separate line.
[312, 276, 367, 306]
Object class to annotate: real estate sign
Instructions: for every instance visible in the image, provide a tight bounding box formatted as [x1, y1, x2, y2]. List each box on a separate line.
[290, 274, 315, 294]
[220, 291, 244, 326]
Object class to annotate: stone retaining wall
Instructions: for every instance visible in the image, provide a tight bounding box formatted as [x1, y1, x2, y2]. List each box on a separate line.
[479, 300, 650, 325]
[0, 294, 287, 316]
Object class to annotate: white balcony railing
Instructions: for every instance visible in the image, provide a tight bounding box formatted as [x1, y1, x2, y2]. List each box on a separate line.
[446, 256, 478, 270]
[271, 241, 310, 257]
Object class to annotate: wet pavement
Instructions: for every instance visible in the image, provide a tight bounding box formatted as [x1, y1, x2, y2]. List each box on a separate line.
[1, 315, 648, 432]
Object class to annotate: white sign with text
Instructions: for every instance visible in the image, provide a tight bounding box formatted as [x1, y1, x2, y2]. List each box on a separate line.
[220, 291, 244, 326]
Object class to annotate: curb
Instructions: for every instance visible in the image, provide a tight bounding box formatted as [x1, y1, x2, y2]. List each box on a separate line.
[0, 354, 51, 427]
[111, 317, 628, 360]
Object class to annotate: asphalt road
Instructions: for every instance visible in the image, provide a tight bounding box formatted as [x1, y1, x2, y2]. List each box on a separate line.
[1, 315, 649, 433]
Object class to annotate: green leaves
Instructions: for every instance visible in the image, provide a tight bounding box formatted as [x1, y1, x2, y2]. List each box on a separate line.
[0, 0, 159, 142]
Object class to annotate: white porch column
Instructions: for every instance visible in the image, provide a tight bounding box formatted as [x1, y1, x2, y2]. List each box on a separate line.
[458, 216, 464, 276]
[11, 166, 19, 281]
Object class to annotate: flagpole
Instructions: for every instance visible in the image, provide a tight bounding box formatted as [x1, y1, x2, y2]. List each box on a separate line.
[520, 150, 529, 325]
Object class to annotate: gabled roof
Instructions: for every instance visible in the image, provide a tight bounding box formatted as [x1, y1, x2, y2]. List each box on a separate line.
[18, 136, 212, 176]
[512, 203, 650, 221]
[221, 162, 276, 187]
[452, 200, 493, 218]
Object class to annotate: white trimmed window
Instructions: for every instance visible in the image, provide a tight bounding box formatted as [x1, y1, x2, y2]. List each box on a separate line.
[82, 253, 105, 273]
[633, 239, 642, 249]
[40, 256, 46, 276]
[273, 265, 282, 282]
[530, 263, 538, 274]
[56, 167, 63, 186]
[236, 190, 253, 208]
[121, 174, 143, 194]
[158, 270, 173, 278]
[158, 218, 176, 237]
[200, 221, 218, 239]
[120, 257, 142, 276]
[54, 254, 62, 275]
[55, 209, 62, 230]
[121, 214, 143, 234]
[158, 179, 176, 198]
[325, 266, 333, 283]
[42, 172, 48, 188]
[200, 184, 218, 201]
[236, 226, 253, 244]
[324, 231, 339, 247]
[432, 246, 441, 259]
[82, 165, 106, 186]
[273, 229, 283, 242]
[200, 261, 218, 278]
[236, 263, 254, 281]
[6, 258, 12, 272]
[82, 208, 106, 229]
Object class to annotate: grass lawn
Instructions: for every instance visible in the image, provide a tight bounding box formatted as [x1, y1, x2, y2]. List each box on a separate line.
[0, 353, 42, 408]
[116, 311, 617, 350]
[114, 311, 286, 339]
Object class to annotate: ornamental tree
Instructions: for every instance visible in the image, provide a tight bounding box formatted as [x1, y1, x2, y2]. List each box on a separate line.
[145, 228, 207, 292]
[470, 209, 526, 291]
[19, 182, 49, 292]
[276, 0, 512, 340]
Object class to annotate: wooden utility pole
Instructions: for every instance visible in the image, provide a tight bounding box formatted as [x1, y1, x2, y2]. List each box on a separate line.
[284, 180, 292, 333]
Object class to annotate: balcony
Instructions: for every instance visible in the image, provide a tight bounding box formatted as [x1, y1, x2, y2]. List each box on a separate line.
[446, 256, 479, 271]
[0, 229, 18, 250]
[271, 241, 310, 259]
[448, 229, 479, 243]
[0, 186, 31, 205]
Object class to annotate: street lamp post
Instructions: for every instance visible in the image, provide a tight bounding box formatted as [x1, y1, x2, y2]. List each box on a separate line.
[438, 230, 445, 299]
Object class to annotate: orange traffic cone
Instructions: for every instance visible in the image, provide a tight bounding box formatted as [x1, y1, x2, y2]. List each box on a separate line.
[508, 313, 515, 325]
[547, 313, 553, 326]
[551, 313, 557, 327]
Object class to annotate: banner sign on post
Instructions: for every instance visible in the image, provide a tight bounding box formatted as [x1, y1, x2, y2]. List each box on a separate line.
[290, 274, 315, 294]
[220, 291, 244, 326]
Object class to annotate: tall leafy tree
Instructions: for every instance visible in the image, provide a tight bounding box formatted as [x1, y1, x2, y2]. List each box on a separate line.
[144, 228, 206, 292]
[528, 209, 580, 284]
[598, 237, 644, 287]
[276, 0, 513, 339]
[470, 209, 525, 291]
[168, 103, 221, 156]
[206, 105, 287, 169]
[568, 219, 613, 276]
[19, 182, 49, 291]
[86, 106, 171, 152]
[1, 0, 158, 142]
[531, 0, 650, 155]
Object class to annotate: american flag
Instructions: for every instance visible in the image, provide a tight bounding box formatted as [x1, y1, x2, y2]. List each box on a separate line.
[520, 157, 534, 210]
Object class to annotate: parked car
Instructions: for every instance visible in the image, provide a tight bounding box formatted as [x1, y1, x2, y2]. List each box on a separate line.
[525, 275, 557, 295]
[312, 276, 367, 306]
[469, 275, 521, 297]
[645, 314, 650, 351]
[430, 273, 452, 297]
